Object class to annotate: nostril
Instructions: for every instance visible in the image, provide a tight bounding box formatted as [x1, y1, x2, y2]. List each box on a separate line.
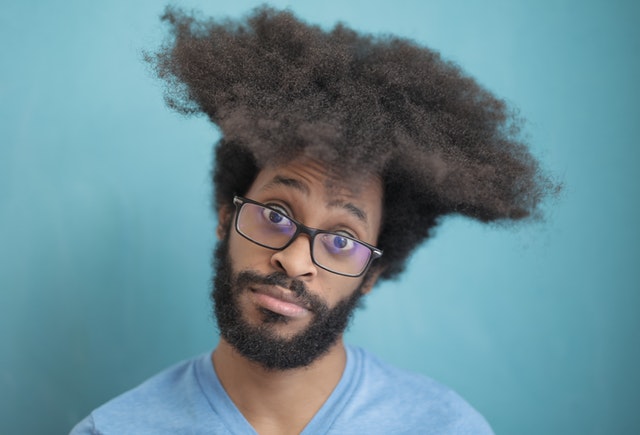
[271, 257, 285, 272]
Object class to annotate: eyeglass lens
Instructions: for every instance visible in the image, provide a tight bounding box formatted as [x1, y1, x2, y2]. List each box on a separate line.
[236, 202, 373, 276]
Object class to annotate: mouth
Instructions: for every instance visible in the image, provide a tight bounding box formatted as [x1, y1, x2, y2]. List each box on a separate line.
[249, 286, 311, 319]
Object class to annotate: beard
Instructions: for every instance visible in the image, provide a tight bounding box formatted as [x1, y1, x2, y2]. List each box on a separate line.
[211, 236, 365, 371]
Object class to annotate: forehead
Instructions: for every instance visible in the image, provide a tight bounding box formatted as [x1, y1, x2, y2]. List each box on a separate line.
[244, 158, 383, 229]
[248, 159, 381, 200]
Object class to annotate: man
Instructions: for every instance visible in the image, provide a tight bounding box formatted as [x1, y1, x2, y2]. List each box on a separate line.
[72, 6, 555, 434]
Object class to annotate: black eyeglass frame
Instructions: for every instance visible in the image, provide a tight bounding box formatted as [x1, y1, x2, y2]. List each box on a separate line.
[232, 195, 383, 277]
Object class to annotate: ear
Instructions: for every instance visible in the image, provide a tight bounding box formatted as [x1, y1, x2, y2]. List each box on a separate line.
[216, 205, 233, 240]
[359, 266, 384, 295]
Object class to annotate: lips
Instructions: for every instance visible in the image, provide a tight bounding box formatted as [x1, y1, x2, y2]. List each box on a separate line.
[249, 286, 311, 318]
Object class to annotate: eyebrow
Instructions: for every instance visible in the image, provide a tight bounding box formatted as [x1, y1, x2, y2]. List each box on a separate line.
[262, 175, 369, 225]
[328, 200, 368, 223]
[264, 176, 309, 195]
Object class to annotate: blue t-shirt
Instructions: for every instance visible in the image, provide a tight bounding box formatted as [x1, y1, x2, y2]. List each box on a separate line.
[70, 345, 493, 434]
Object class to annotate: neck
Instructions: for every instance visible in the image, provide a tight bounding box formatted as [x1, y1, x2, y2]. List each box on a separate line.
[212, 338, 347, 435]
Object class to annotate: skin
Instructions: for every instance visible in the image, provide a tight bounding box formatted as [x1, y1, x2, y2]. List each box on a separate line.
[212, 158, 383, 435]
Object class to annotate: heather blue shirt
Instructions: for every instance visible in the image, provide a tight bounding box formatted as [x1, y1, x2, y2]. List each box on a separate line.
[70, 345, 493, 434]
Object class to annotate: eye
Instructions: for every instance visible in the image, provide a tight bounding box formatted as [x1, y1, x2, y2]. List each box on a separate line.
[332, 235, 351, 249]
[260, 205, 295, 231]
[265, 209, 284, 223]
[321, 233, 357, 254]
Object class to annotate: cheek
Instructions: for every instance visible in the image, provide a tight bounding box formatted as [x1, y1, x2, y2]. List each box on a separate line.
[228, 232, 270, 270]
[322, 275, 364, 306]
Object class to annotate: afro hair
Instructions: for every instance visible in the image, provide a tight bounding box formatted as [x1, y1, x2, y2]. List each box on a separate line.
[145, 5, 558, 280]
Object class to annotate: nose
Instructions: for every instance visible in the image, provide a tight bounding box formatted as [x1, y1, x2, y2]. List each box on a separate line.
[270, 234, 318, 279]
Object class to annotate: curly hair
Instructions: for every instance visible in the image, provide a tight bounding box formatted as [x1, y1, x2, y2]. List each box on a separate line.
[145, 5, 558, 280]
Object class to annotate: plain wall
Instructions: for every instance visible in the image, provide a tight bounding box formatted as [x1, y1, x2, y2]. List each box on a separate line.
[1, 0, 639, 433]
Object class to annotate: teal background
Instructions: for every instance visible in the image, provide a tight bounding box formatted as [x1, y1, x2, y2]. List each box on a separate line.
[1, 0, 638, 433]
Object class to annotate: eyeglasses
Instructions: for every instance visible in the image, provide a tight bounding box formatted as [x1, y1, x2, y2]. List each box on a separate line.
[232, 196, 383, 277]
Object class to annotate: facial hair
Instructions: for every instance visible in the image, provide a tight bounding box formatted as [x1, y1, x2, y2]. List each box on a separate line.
[211, 236, 365, 371]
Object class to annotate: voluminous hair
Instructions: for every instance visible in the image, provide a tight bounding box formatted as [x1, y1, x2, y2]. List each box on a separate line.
[146, 5, 558, 280]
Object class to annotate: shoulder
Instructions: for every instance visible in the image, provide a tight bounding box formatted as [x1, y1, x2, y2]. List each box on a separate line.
[69, 353, 222, 435]
[336, 346, 494, 434]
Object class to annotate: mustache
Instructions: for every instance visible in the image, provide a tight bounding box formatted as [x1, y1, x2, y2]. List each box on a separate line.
[235, 270, 326, 313]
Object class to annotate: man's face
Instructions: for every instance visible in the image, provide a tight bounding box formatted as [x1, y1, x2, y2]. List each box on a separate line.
[212, 158, 383, 370]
